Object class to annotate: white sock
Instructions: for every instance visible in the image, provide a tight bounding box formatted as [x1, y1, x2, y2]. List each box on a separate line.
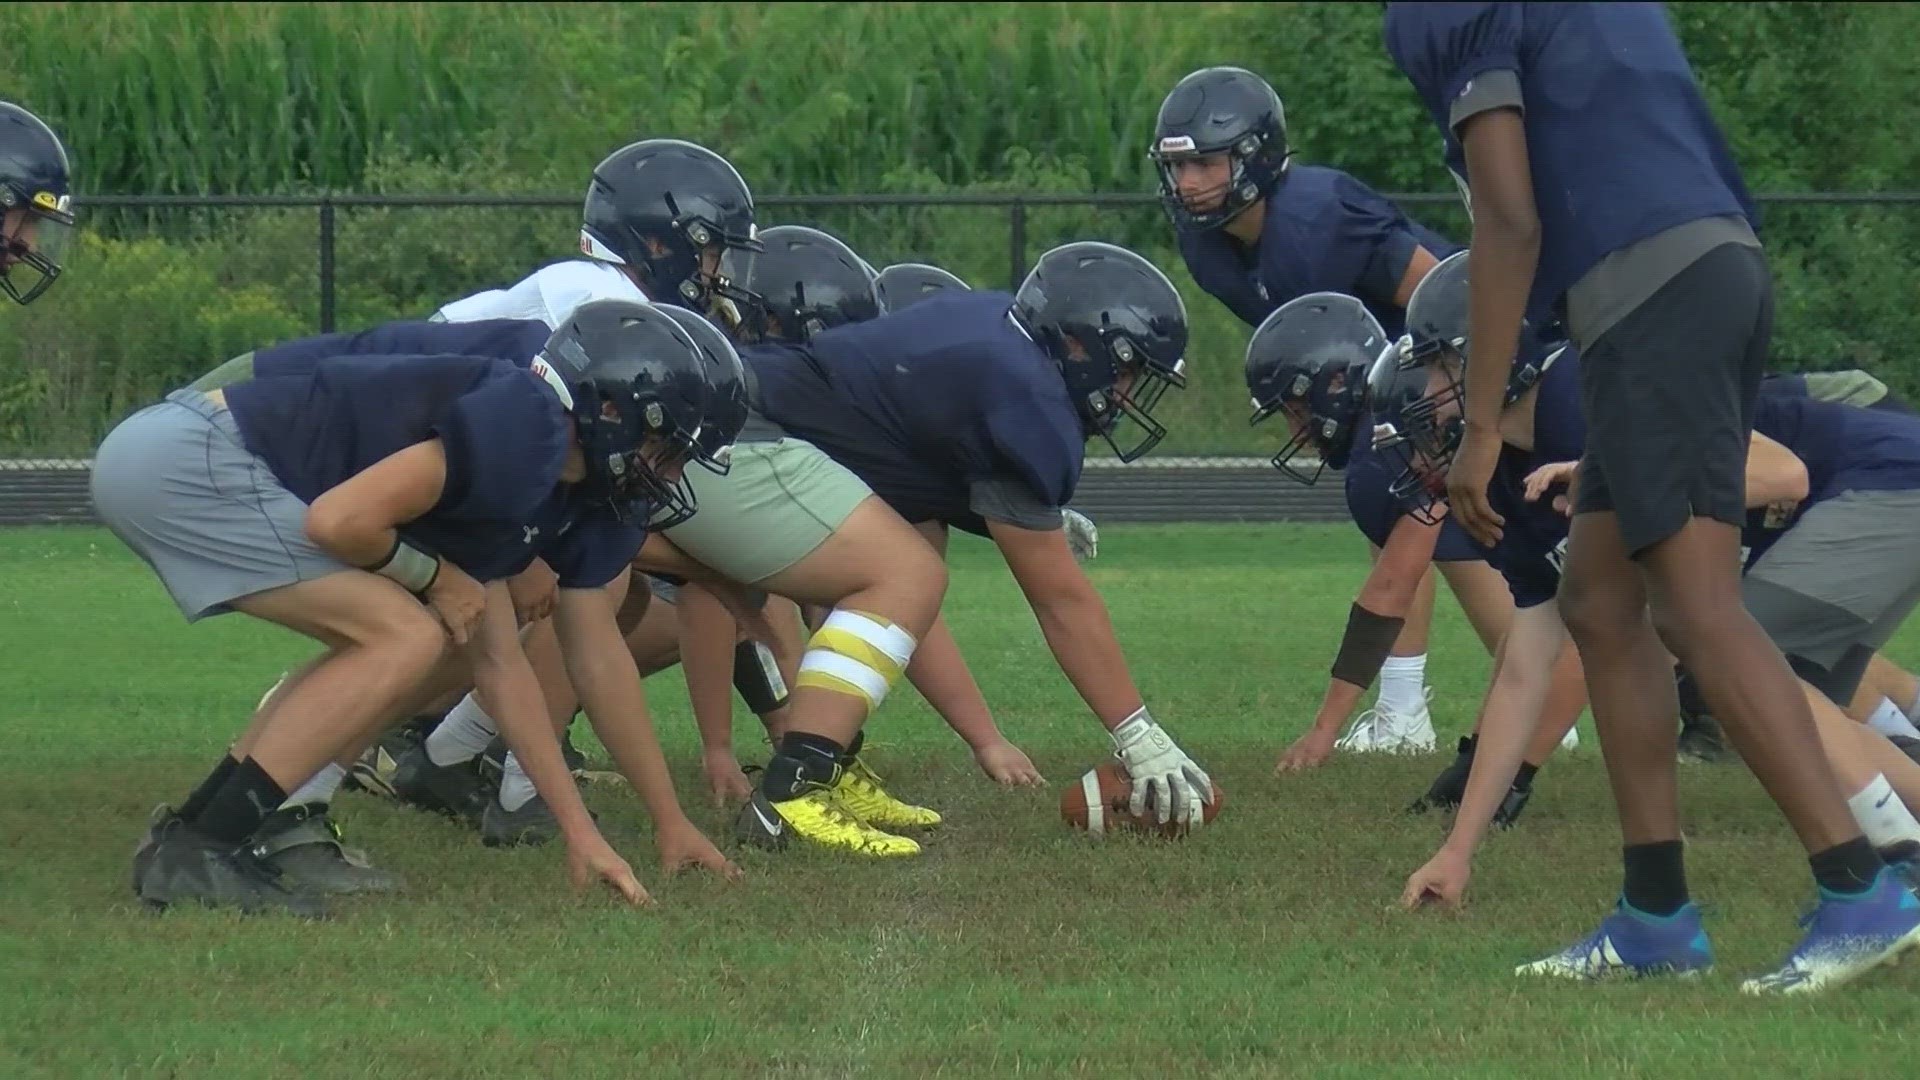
[498, 752, 538, 812]
[1868, 697, 1920, 741]
[1377, 654, 1429, 718]
[426, 695, 498, 766]
[1848, 774, 1920, 850]
[285, 763, 345, 808]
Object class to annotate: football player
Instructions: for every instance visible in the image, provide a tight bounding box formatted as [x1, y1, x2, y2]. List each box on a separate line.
[1378, 291, 1920, 915]
[1, 102, 75, 305]
[91, 300, 726, 916]
[731, 241, 1215, 854]
[1386, 0, 1920, 994]
[428, 140, 966, 857]
[1151, 65, 1474, 753]
[1245, 285, 1581, 825]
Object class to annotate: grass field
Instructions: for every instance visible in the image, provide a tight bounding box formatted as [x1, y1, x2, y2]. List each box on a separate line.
[2, 522, 1915, 1078]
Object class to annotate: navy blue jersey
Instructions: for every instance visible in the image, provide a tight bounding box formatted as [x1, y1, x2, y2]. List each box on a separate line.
[228, 320, 642, 587]
[1178, 164, 1460, 337]
[1483, 349, 1586, 608]
[1740, 380, 1920, 569]
[1343, 412, 1489, 562]
[1384, 2, 1759, 315]
[746, 289, 1084, 536]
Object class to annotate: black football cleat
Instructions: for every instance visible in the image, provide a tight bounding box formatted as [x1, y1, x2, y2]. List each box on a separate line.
[1408, 735, 1477, 815]
[249, 803, 403, 895]
[135, 817, 328, 919]
[1677, 711, 1734, 765]
[391, 745, 493, 828]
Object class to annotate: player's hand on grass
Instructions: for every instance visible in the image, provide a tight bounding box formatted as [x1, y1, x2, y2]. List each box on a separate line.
[655, 819, 744, 881]
[425, 561, 487, 646]
[701, 748, 754, 807]
[973, 738, 1045, 787]
[506, 559, 559, 625]
[567, 834, 651, 906]
[1274, 727, 1340, 774]
[1522, 460, 1580, 517]
[1402, 847, 1472, 911]
[1111, 709, 1213, 827]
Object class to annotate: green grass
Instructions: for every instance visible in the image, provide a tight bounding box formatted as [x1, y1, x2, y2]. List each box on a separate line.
[1, 522, 1915, 1078]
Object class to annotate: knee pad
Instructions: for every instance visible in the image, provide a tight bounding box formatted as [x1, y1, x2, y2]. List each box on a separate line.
[795, 609, 917, 717]
[732, 640, 790, 715]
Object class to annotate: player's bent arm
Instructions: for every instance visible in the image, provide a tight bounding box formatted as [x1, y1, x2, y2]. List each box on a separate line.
[988, 517, 1143, 728]
[1299, 514, 1446, 743]
[304, 438, 448, 567]
[554, 574, 696, 829]
[467, 581, 605, 846]
[1435, 600, 1568, 862]
[1745, 430, 1809, 508]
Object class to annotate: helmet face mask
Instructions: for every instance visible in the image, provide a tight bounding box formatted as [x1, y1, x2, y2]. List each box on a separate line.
[1369, 339, 1468, 526]
[0, 198, 73, 305]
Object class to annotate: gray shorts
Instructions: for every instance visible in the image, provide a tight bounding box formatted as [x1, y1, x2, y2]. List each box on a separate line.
[90, 388, 349, 622]
[1745, 489, 1920, 675]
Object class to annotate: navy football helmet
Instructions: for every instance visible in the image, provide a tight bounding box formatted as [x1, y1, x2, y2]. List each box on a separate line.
[580, 139, 763, 322]
[0, 103, 75, 305]
[726, 224, 879, 346]
[1012, 242, 1189, 463]
[654, 304, 749, 477]
[1149, 67, 1290, 233]
[538, 299, 711, 526]
[873, 262, 970, 314]
[1246, 292, 1391, 486]
[1371, 251, 1568, 522]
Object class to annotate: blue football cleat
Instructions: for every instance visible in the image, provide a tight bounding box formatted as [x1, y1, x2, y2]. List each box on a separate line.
[1517, 899, 1714, 981]
[1741, 868, 1920, 996]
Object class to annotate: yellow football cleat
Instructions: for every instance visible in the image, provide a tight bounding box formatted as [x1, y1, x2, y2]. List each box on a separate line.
[836, 756, 943, 830]
[736, 787, 922, 858]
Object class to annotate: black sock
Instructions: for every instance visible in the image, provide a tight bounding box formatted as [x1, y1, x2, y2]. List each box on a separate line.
[1810, 836, 1885, 896]
[844, 729, 865, 763]
[1622, 840, 1690, 917]
[192, 758, 289, 844]
[1513, 762, 1540, 790]
[177, 755, 240, 821]
[762, 732, 846, 801]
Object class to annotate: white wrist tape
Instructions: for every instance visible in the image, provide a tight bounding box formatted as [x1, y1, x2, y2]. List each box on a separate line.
[368, 537, 440, 595]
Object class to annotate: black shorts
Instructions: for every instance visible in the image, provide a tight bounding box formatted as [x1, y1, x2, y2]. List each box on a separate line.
[1572, 242, 1773, 557]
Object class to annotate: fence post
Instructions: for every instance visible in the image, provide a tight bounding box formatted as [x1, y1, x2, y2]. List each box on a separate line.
[318, 198, 336, 333]
[1007, 197, 1027, 291]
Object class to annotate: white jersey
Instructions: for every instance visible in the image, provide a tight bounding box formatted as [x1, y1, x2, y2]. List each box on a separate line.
[434, 259, 649, 329]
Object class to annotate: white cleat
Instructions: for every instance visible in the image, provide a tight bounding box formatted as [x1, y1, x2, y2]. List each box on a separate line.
[1560, 725, 1581, 751]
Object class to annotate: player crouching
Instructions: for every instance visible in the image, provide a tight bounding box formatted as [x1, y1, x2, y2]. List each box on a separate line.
[92, 299, 721, 915]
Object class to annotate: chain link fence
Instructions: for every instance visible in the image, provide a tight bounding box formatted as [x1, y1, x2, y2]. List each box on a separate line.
[8, 190, 1920, 524]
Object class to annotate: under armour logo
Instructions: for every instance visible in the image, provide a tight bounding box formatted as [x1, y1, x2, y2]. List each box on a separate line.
[523, 525, 540, 545]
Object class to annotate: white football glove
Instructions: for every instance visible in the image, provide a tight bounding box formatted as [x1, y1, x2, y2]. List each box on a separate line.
[1063, 508, 1099, 563]
[1110, 708, 1214, 827]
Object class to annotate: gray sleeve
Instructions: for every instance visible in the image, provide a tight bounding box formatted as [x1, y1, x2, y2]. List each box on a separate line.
[968, 476, 1065, 530]
[1449, 68, 1523, 134]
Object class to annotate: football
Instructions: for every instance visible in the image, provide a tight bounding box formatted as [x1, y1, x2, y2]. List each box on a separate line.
[1059, 761, 1225, 838]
